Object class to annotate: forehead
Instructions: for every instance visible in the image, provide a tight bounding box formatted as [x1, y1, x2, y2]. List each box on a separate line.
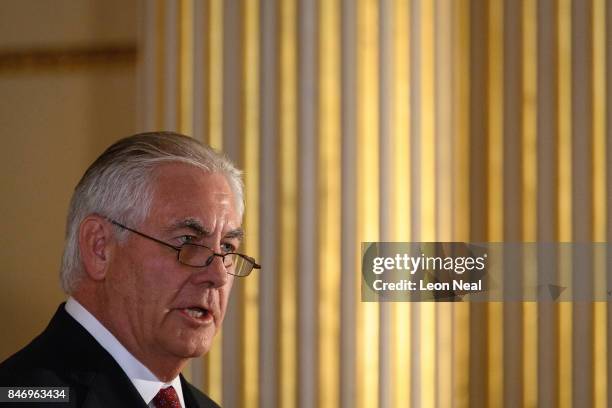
[146, 163, 240, 227]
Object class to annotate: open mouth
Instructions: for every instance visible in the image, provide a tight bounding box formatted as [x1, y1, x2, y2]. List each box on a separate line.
[179, 307, 213, 324]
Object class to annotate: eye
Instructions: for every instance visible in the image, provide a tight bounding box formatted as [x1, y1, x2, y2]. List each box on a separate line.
[221, 242, 236, 253]
[178, 235, 197, 245]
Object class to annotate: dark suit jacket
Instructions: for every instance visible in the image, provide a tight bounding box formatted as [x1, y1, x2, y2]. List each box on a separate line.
[0, 304, 220, 408]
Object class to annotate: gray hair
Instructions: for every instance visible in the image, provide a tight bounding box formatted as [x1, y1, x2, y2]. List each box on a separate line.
[60, 131, 244, 294]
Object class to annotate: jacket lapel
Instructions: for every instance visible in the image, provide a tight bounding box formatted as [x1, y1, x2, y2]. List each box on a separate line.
[80, 369, 149, 408]
[181, 375, 199, 408]
[44, 305, 149, 407]
[43, 305, 216, 408]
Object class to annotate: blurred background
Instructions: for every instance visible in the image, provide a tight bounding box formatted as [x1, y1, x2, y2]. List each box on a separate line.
[0, 0, 610, 407]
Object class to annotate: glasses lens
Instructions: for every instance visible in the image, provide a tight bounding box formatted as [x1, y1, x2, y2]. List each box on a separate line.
[231, 255, 254, 277]
[179, 244, 212, 267]
[223, 253, 235, 268]
[179, 245, 255, 276]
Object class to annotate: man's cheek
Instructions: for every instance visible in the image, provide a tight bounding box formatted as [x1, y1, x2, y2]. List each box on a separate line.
[220, 286, 233, 307]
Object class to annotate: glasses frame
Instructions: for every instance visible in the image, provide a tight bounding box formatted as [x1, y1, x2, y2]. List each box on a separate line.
[109, 220, 261, 277]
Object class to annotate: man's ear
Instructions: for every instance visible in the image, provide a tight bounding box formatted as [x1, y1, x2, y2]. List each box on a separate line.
[79, 215, 114, 281]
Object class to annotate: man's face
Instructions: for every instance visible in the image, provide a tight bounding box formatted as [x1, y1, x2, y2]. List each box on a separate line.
[105, 163, 241, 362]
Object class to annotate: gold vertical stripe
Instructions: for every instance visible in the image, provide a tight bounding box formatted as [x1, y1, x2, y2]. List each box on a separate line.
[435, 1, 453, 407]
[203, 335, 222, 402]
[436, 0, 453, 242]
[594, 300, 607, 408]
[207, 0, 223, 149]
[592, 0, 606, 243]
[179, 0, 193, 135]
[522, 0, 538, 243]
[318, 0, 341, 407]
[419, 306, 436, 408]
[420, 0, 435, 241]
[453, 0, 471, 242]
[356, 0, 379, 407]
[594, 301, 607, 408]
[557, 0, 572, 242]
[522, 302, 538, 404]
[453, 304, 470, 408]
[592, 1, 607, 407]
[155, 0, 166, 129]
[278, 0, 297, 406]
[558, 275, 573, 408]
[420, 0, 436, 406]
[436, 304, 452, 408]
[391, 305, 410, 408]
[391, 0, 410, 241]
[487, 1, 503, 407]
[242, 0, 260, 406]
[391, 0, 411, 406]
[557, 1, 572, 407]
[487, 0, 503, 241]
[452, 1, 470, 407]
[522, 0, 538, 406]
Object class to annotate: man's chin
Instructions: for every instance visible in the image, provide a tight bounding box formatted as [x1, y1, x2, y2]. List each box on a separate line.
[183, 343, 210, 358]
[161, 318, 217, 358]
[167, 337, 211, 359]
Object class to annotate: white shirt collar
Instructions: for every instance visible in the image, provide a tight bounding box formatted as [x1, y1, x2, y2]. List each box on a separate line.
[65, 297, 186, 407]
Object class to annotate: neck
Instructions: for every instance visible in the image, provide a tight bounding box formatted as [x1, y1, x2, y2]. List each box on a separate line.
[139, 359, 187, 383]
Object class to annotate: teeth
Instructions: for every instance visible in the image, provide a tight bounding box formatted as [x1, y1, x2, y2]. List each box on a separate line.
[185, 308, 205, 318]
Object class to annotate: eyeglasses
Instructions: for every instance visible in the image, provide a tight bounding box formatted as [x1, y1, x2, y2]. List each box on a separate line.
[110, 220, 260, 277]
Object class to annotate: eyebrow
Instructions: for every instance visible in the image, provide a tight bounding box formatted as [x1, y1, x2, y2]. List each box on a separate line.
[167, 218, 207, 236]
[167, 218, 244, 241]
[225, 228, 244, 242]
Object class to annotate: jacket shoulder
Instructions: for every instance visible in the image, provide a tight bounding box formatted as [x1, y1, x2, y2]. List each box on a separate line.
[0, 304, 98, 388]
[0, 326, 70, 386]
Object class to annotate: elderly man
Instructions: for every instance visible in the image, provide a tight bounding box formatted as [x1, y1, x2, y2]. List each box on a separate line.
[0, 132, 259, 407]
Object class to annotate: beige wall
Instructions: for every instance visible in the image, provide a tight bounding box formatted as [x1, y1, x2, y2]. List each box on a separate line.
[0, 0, 138, 360]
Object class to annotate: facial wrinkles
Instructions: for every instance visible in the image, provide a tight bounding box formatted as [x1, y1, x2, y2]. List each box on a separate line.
[205, 289, 221, 326]
[176, 256, 224, 326]
[160, 206, 237, 328]
[172, 174, 238, 324]
[204, 193, 234, 249]
[136, 257, 171, 353]
[120, 231, 179, 351]
[105, 251, 156, 357]
[174, 220, 236, 330]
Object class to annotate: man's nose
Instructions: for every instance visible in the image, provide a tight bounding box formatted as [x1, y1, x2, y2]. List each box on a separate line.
[191, 254, 228, 287]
